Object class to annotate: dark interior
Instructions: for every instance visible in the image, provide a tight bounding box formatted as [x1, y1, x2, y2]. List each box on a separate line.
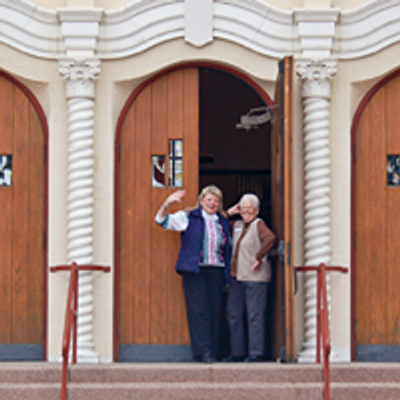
[198, 67, 275, 360]
[199, 67, 272, 224]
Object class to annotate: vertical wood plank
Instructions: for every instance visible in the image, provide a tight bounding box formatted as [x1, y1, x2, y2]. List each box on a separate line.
[119, 102, 137, 344]
[168, 71, 184, 140]
[150, 75, 169, 344]
[181, 68, 199, 342]
[12, 86, 31, 343]
[27, 105, 44, 343]
[365, 88, 387, 344]
[0, 77, 13, 343]
[355, 99, 371, 345]
[283, 56, 295, 361]
[133, 87, 152, 344]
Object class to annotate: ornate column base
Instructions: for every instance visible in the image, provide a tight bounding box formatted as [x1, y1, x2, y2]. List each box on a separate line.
[77, 343, 101, 363]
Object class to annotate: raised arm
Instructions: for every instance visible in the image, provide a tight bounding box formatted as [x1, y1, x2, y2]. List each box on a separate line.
[155, 190, 189, 231]
[157, 190, 186, 219]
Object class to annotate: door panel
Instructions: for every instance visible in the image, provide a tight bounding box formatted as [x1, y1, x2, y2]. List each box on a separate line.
[118, 68, 199, 360]
[355, 73, 400, 360]
[0, 74, 45, 359]
[270, 57, 295, 362]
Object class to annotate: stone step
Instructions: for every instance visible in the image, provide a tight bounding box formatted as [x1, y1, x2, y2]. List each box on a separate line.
[2, 363, 400, 400]
[3, 381, 400, 400]
[0, 382, 323, 400]
[69, 363, 324, 384]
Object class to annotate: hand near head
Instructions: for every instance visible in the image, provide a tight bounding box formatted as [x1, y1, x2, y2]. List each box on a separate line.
[227, 203, 241, 217]
[164, 190, 186, 207]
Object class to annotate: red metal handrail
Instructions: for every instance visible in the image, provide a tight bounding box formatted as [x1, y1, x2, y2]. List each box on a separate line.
[50, 262, 111, 400]
[296, 264, 348, 400]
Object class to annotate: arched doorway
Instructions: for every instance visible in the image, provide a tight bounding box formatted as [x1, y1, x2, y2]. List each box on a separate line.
[115, 64, 283, 361]
[352, 69, 400, 361]
[0, 72, 48, 360]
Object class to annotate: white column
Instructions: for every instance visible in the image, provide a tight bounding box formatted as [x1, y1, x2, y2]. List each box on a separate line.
[296, 59, 337, 363]
[59, 59, 101, 363]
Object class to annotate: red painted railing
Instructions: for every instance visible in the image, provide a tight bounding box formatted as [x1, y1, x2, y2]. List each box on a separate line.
[50, 262, 111, 400]
[296, 263, 348, 400]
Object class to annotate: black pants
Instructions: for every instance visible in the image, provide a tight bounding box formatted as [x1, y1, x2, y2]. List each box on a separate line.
[182, 267, 225, 360]
[227, 277, 268, 357]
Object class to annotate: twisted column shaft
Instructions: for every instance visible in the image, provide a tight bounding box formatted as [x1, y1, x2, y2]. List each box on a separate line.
[296, 60, 337, 363]
[60, 59, 100, 362]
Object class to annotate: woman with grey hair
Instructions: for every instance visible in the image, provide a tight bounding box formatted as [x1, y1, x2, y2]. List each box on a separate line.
[224, 193, 276, 362]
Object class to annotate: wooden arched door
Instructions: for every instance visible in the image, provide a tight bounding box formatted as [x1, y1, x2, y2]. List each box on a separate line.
[353, 71, 400, 361]
[0, 73, 47, 360]
[116, 68, 199, 361]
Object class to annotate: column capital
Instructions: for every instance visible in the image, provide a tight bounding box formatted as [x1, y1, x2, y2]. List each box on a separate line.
[296, 58, 337, 99]
[59, 58, 101, 99]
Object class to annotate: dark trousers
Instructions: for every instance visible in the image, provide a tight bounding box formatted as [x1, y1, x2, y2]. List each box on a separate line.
[182, 267, 225, 359]
[227, 277, 268, 357]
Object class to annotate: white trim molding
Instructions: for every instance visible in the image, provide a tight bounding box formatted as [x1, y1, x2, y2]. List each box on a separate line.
[0, 0, 60, 59]
[2, 0, 400, 61]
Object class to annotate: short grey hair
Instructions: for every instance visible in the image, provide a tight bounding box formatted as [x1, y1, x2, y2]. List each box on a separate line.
[240, 193, 260, 209]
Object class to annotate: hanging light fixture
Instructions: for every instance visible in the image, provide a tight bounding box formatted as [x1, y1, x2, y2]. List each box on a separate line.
[236, 105, 275, 131]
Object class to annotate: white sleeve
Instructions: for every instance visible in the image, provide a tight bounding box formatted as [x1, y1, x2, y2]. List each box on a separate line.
[154, 210, 189, 231]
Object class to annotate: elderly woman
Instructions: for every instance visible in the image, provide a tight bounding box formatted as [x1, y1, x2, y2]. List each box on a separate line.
[224, 193, 276, 362]
[155, 185, 231, 363]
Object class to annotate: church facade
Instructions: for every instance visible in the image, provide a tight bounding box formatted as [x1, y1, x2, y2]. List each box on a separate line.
[0, 0, 399, 363]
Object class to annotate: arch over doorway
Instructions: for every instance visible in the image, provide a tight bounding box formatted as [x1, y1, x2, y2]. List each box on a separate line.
[0, 71, 48, 360]
[351, 68, 400, 361]
[114, 63, 275, 361]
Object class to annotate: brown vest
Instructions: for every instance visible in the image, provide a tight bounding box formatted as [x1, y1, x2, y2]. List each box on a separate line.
[232, 218, 271, 282]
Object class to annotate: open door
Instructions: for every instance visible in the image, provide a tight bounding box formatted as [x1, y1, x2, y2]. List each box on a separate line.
[270, 57, 295, 362]
[116, 68, 199, 361]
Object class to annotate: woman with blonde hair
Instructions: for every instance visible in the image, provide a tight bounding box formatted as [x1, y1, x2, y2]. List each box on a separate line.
[155, 185, 231, 363]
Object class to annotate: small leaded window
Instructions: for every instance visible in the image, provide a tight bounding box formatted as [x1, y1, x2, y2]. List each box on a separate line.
[0, 155, 12, 187]
[169, 140, 183, 187]
[387, 155, 400, 186]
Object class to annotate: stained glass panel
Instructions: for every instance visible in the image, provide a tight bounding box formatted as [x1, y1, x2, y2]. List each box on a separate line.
[0, 155, 12, 187]
[152, 155, 166, 187]
[387, 155, 400, 186]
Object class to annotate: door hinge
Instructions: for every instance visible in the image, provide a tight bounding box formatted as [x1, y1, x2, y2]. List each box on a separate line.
[287, 241, 291, 267]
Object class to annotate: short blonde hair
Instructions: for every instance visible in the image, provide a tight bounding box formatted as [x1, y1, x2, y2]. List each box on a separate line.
[197, 185, 225, 216]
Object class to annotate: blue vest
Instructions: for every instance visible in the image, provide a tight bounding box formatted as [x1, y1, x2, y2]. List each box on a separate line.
[175, 208, 232, 281]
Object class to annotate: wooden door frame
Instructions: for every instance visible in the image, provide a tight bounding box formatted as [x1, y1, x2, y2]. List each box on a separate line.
[0, 71, 49, 360]
[113, 62, 274, 360]
[350, 68, 400, 361]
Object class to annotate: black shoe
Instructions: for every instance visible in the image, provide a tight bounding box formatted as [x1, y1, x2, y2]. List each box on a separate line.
[202, 352, 215, 363]
[244, 355, 264, 362]
[222, 355, 244, 362]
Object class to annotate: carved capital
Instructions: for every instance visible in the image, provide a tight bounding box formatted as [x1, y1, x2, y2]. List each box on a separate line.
[59, 59, 101, 99]
[296, 59, 337, 99]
